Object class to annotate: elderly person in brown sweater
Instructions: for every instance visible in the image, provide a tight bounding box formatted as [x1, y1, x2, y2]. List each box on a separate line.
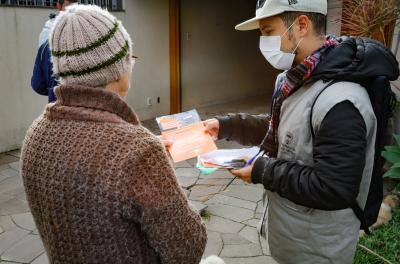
[21, 4, 206, 264]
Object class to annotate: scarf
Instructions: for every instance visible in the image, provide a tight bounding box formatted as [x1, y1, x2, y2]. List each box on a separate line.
[260, 37, 339, 157]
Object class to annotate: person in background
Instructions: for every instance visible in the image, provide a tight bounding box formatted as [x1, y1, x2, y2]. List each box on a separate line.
[32, 0, 78, 102]
[22, 5, 206, 263]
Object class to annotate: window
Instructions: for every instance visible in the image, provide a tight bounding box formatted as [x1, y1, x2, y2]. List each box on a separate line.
[0, 0, 124, 11]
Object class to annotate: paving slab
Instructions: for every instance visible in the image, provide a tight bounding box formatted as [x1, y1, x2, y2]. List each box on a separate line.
[6, 150, 21, 159]
[239, 226, 260, 245]
[223, 185, 263, 203]
[0, 198, 30, 216]
[196, 178, 232, 186]
[243, 219, 260, 228]
[204, 216, 244, 234]
[11, 213, 36, 231]
[189, 201, 207, 214]
[31, 253, 49, 264]
[199, 170, 232, 179]
[0, 165, 10, 173]
[0, 194, 13, 205]
[0, 169, 19, 182]
[0, 155, 18, 166]
[175, 168, 200, 178]
[203, 231, 223, 258]
[206, 194, 257, 211]
[7, 162, 19, 172]
[189, 185, 221, 202]
[207, 204, 254, 223]
[220, 244, 262, 258]
[0, 217, 16, 232]
[0, 227, 30, 254]
[223, 256, 278, 264]
[2, 234, 44, 263]
[222, 233, 252, 245]
[177, 176, 197, 189]
[254, 213, 263, 220]
[0, 176, 24, 196]
[186, 158, 198, 166]
[173, 160, 192, 168]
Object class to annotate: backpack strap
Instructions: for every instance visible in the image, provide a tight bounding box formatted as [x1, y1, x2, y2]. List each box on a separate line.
[309, 79, 371, 235]
[309, 80, 338, 138]
[352, 203, 371, 235]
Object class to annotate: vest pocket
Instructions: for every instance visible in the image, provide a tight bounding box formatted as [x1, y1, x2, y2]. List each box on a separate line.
[268, 193, 311, 240]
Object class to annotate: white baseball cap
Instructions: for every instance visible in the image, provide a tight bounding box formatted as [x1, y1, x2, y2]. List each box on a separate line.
[235, 0, 327, 31]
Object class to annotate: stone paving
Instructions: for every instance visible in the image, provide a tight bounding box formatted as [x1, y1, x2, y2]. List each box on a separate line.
[0, 95, 277, 263]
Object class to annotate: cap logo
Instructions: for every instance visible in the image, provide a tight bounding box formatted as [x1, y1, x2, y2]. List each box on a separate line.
[256, 0, 266, 9]
[288, 0, 298, 5]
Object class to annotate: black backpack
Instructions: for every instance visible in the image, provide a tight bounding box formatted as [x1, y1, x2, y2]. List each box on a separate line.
[310, 76, 397, 234]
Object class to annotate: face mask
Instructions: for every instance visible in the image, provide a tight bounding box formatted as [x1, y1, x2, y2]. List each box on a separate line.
[259, 22, 303, 70]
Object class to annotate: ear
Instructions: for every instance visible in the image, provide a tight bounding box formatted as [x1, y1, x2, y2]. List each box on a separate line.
[296, 15, 311, 38]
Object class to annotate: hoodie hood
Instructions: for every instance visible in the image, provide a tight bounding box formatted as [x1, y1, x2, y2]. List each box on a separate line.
[310, 37, 399, 83]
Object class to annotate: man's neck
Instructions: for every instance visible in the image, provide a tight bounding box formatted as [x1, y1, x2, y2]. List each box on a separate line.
[295, 36, 326, 65]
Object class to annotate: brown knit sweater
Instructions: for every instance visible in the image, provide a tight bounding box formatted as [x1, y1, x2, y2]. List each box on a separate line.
[21, 85, 207, 264]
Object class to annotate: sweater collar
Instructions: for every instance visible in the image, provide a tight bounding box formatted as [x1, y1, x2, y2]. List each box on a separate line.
[45, 85, 140, 125]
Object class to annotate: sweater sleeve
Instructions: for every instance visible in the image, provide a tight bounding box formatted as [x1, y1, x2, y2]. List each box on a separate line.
[251, 101, 367, 210]
[121, 137, 207, 264]
[216, 113, 270, 146]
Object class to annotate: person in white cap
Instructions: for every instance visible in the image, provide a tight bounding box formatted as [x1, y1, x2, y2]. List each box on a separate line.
[203, 0, 399, 263]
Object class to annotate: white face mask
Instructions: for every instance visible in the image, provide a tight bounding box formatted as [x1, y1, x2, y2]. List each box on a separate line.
[259, 22, 303, 70]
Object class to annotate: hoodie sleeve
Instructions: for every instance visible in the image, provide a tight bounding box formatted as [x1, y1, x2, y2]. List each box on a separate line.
[31, 44, 49, 96]
[120, 137, 207, 264]
[216, 113, 270, 146]
[251, 101, 367, 210]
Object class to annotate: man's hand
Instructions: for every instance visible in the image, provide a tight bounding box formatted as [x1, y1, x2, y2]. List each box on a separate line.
[203, 118, 220, 140]
[230, 164, 254, 184]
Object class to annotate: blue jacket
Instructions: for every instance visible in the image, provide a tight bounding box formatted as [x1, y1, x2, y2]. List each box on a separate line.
[31, 40, 58, 103]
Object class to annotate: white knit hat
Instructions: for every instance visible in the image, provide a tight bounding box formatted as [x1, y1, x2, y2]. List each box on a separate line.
[236, 0, 327, 31]
[50, 4, 133, 87]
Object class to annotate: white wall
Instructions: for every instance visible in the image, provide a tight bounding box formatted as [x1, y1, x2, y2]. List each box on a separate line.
[180, 0, 277, 110]
[0, 1, 170, 153]
[114, 0, 170, 120]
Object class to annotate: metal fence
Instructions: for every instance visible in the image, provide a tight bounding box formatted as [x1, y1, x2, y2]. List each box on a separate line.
[0, 0, 123, 11]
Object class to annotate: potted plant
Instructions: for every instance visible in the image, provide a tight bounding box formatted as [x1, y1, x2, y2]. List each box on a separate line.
[341, 0, 400, 48]
[382, 134, 400, 194]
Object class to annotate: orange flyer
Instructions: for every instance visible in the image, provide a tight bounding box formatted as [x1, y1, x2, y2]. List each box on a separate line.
[156, 110, 217, 163]
[162, 122, 217, 163]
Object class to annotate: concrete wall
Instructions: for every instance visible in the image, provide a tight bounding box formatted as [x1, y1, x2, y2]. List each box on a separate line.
[0, 1, 170, 152]
[327, 0, 342, 36]
[180, 0, 277, 110]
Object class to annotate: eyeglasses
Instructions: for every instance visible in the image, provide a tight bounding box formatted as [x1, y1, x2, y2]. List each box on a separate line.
[132, 55, 138, 64]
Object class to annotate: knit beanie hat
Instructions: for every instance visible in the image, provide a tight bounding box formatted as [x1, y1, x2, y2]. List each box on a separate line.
[49, 4, 133, 87]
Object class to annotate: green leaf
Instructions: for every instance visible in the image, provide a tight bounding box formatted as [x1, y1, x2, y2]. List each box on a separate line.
[396, 184, 400, 192]
[383, 168, 400, 179]
[392, 162, 400, 168]
[394, 134, 400, 146]
[382, 150, 400, 164]
[384, 146, 400, 153]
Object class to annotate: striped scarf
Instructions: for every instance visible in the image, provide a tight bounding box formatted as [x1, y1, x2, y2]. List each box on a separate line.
[260, 37, 339, 157]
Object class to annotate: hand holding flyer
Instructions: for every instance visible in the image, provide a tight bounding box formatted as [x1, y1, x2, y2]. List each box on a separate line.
[157, 110, 217, 163]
